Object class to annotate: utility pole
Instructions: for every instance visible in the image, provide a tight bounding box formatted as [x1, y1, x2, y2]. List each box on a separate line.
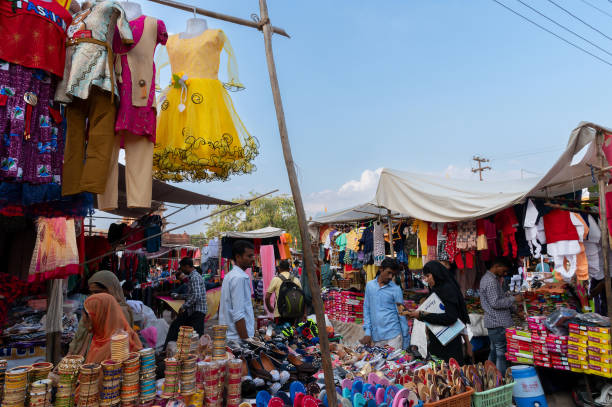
[472, 156, 491, 181]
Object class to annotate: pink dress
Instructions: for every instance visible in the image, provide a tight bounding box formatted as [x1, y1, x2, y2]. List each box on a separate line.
[113, 16, 167, 144]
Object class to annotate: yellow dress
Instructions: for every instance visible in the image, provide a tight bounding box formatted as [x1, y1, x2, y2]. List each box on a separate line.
[154, 29, 258, 182]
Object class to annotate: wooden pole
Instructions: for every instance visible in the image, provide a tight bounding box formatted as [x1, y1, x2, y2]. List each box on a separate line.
[146, 0, 290, 38]
[596, 130, 612, 323]
[258, 1, 337, 406]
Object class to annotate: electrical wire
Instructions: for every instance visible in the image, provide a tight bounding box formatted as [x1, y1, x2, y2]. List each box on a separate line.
[514, 0, 612, 58]
[579, 0, 612, 20]
[490, 0, 612, 67]
[489, 146, 564, 161]
[546, 0, 612, 41]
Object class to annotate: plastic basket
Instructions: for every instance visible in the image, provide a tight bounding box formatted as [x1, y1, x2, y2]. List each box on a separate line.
[424, 387, 474, 407]
[471, 383, 515, 407]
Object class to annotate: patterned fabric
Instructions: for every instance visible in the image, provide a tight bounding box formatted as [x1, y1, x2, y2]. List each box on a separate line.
[55, 0, 133, 103]
[29, 217, 80, 282]
[183, 270, 207, 315]
[479, 271, 515, 329]
[373, 221, 385, 266]
[0, 0, 72, 78]
[437, 240, 449, 261]
[0, 273, 46, 331]
[0, 61, 63, 184]
[444, 223, 458, 260]
[114, 16, 167, 142]
[456, 221, 477, 251]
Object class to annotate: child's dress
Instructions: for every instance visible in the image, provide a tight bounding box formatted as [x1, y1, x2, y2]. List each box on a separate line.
[154, 29, 258, 182]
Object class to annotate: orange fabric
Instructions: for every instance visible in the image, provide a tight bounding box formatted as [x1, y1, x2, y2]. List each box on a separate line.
[575, 214, 590, 281]
[84, 293, 142, 364]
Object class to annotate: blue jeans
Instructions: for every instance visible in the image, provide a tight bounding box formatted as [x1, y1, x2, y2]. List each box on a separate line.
[488, 327, 508, 373]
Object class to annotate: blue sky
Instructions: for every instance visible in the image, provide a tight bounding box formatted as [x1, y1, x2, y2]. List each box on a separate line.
[102, 0, 612, 234]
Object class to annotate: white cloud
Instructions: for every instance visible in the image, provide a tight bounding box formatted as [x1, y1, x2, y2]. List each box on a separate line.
[305, 168, 383, 217]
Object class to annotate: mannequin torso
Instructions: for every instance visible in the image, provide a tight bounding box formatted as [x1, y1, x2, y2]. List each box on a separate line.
[179, 17, 208, 39]
[122, 1, 142, 21]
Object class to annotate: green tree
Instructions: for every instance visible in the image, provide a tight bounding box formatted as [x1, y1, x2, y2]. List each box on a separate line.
[205, 193, 301, 249]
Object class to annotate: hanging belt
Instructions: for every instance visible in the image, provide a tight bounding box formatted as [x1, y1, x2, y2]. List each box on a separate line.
[66, 37, 116, 103]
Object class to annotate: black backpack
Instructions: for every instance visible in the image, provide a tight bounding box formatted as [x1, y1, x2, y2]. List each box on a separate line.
[277, 274, 305, 319]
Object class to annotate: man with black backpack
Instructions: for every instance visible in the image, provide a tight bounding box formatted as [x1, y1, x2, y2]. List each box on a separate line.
[266, 260, 305, 325]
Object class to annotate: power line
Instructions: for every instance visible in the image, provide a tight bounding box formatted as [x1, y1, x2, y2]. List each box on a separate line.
[490, 146, 564, 161]
[579, 0, 612, 20]
[490, 0, 612, 67]
[514, 0, 612, 58]
[546, 0, 612, 41]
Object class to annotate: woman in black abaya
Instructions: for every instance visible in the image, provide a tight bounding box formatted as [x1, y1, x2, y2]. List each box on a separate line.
[406, 261, 470, 363]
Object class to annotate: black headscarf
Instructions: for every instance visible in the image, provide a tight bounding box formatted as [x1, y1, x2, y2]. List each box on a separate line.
[423, 261, 470, 325]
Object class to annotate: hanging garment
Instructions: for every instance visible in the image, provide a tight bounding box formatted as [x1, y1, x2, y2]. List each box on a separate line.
[444, 223, 458, 260]
[426, 223, 437, 261]
[476, 219, 488, 251]
[364, 264, 377, 282]
[29, 217, 80, 282]
[414, 220, 429, 257]
[0, 0, 72, 78]
[98, 15, 167, 210]
[494, 208, 518, 258]
[524, 199, 546, 258]
[456, 221, 477, 251]
[373, 221, 385, 266]
[543, 209, 584, 281]
[585, 214, 603, 280]
[154, 29, 258, 182]
[0, 62, 64, 187]
[403, 227, 419, 256]
[574, 214, 589, 281]
[57, 1, 134, 196]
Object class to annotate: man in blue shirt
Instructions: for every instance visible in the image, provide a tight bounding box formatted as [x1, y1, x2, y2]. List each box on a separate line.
[361, 257, 410, 349]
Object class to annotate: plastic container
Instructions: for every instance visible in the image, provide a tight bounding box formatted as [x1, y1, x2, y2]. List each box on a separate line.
[471, 382, 515, 407]
[423, 387, 474, 407]
[511, 365, 548, 407]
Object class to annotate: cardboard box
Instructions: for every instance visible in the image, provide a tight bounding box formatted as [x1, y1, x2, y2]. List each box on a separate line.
[589, 334, 612, 344]
[589, 365, 612, 378]
[568, 336, 588, 346]
[569, 328, 588, 337]
[587, 326, 611, 336]
[588, 344, 612, 354]
[589, 353, 612, 364]
[506, 328, 531, 338]
[568, 343, 588, 353]
[568, 352, 588, 362]
[569, 323, 588, 333]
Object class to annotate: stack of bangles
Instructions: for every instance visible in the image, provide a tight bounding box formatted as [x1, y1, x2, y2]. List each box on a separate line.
[29, 379, 52, 407]
[162, 358, 180, 398]
[176, 326, 194, 361]
[139, 348, 156, 404]
[226, 359, 243, 407]
[2, 366, 30, 407]
[100, 360, 121, 407]
[179, 355, 197, 396]
[30, 363, 53, 382]
[0, 359, 7, 402]
[56, 355, 84, 407]
[77, 364, 101, 407]
[121, 353, 140, 406]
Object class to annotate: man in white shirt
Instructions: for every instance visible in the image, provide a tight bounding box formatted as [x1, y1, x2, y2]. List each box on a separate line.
[219, 240, 256, 341]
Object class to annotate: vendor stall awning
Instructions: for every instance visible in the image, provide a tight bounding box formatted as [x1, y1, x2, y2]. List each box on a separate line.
[223, 226, 284, 239]
[374, 122, 610, 222]
[311, 202, 402, 224]
[96, 164, 233, 217]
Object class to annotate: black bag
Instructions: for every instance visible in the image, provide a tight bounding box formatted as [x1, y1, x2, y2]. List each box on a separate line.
[277, 274, 305, 319]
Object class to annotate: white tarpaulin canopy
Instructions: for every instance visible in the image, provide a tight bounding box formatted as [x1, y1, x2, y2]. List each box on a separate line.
[222, 226, 284, 239]
[374, 122, 611, 223]
[311, 203, 400, 224]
